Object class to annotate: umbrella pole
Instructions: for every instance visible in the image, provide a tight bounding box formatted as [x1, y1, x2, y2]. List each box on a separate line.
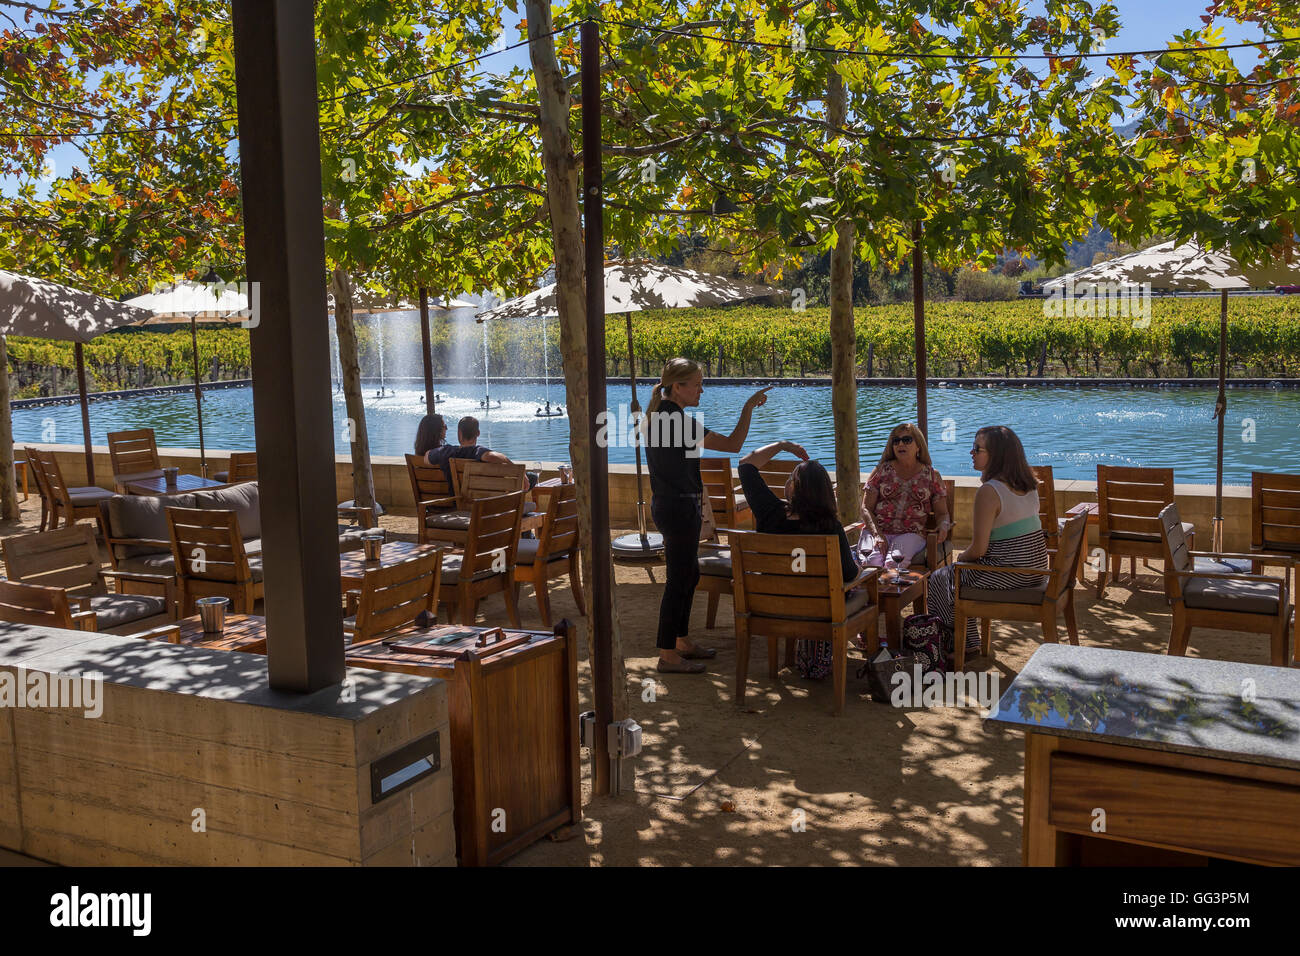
[190, 314, 207, 477]
[1213, 289, 1228, 552]
[626, 313, 648, 544]
[74, 342, 95, 485]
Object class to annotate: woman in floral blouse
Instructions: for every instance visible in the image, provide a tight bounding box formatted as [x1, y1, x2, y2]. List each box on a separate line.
[860, 422, 950, 568]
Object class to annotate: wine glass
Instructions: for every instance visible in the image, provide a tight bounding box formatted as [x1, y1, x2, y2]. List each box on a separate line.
[890, 548, 905, 575]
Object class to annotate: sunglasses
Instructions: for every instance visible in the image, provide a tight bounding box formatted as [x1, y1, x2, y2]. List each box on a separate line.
[970, 445, 987, 454]
[892, 435, 915, 446]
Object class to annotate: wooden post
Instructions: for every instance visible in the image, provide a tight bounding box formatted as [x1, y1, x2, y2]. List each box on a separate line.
[912, 219, 928, 439]
[232, 0, 345, 691]
[582, 19, 616, 796]
[419, 286, 435, 417]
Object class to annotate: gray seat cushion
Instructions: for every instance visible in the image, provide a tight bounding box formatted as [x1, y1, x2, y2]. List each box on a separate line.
[1183, 576, 1280, 615]
[440, 553, 498, 586]
[1193, 555, 1254, 574]
[69, 487, 114, 505]
[116, 551, 177, 575]
[960, 581, 1050, 605]
[698, 549, 732, 577]
[516, 538, 568, 565]
[1111, 521, 1195, 543]
[337, 526, 366, 552]
[425, 510, 470, 531]
[87, 593, 168, 631]
[107, 493, 198, 558]
[195, 481, 260, 538]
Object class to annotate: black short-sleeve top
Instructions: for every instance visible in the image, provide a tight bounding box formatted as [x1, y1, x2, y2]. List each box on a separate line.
[645, 400, 713, 498]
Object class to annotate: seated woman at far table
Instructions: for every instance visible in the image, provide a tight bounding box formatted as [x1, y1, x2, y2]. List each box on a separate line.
[860, 422, 950, 570]
[737, 440, 863, 680]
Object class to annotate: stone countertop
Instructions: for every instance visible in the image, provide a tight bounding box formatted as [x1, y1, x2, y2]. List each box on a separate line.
[984, 644, 1300, 772]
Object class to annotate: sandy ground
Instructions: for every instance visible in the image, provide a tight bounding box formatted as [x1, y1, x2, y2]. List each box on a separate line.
[4, 493, 1290, 867]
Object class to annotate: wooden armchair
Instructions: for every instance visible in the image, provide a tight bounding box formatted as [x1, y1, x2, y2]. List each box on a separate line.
[922, 477, 957, 570]
[1032, 464, 1087, 580]
[214, 451, 258, 484]
[439, 490, 526, 627]
[0, 580, 98, 631]
[406, 453, 466, 546]
[1159, 502, 1292, 667]
[24, 447, 55, 532]
[344, 550, 443, 646]
[166, 506, 263, 615]
[1250, 472, 1300, 602]
[2, 525, 175, 634]
[513, 479, 584, 628]
[951, 512, 1087, 671]
[1096, 465, 1192, 601]
[700, 457, 751, 535]
[34, 449, 111, 537]
[107, 427, 163, 490]
[751, 457, 801, 502]
[731, 531, 879, 716]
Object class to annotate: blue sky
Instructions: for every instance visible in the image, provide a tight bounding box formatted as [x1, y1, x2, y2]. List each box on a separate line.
[1, 1, 1269, 199]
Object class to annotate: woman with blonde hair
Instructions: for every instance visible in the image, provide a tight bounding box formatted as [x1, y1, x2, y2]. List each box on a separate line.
[860, 422, 950, 569]
[644, 358, 772, 673]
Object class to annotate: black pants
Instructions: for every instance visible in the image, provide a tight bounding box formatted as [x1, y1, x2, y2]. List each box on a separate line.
[651, 495, 701, 650]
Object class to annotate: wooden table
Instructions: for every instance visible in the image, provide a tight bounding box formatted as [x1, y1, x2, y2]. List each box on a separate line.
[346, 621, 581, 866]
[125, 473, 228, 496]
[170, 613, 269, 654]
[337, 540, 447, 591]
[986, 644, 1300, 866]
[876, 569, 928, 646]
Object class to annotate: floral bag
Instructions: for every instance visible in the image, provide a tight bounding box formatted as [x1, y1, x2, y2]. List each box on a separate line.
[901, 613, 946, 676]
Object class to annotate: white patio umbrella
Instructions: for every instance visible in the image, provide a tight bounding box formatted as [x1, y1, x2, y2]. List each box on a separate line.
[0, 269, 154, 483]
[1045, 240, 1299, 550]
[125, 278, 250, 476]
[479, 262, 777, 556]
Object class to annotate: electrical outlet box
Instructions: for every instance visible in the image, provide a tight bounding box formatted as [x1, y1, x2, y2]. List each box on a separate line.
[607, 718, 642, 758]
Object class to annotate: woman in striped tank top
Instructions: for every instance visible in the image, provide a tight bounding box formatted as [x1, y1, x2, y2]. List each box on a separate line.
[926, 425, 1049, 656]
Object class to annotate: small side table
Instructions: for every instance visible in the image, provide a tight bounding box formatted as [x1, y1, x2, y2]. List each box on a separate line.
[877, 569, 928, 647]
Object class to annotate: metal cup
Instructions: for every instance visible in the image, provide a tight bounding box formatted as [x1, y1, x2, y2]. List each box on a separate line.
[163, 466, 179, 487]
[195, 596, 230, 633]
[361, 531, 385, 561]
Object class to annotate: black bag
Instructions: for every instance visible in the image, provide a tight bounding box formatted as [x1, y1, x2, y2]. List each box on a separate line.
[856, 648, 920, 703]
[902, 612, 946, 676]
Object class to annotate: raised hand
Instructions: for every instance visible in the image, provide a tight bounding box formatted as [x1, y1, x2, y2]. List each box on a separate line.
[744, 385, 774, 410]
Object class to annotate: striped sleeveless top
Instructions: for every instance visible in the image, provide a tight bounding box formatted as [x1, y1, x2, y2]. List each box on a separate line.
[987, 479, 1041, 542]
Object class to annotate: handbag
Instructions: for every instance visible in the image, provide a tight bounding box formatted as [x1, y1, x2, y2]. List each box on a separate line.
[697, 493, 718, 542]
[901, 612, 946, 676]
[857, 648, 921, 703]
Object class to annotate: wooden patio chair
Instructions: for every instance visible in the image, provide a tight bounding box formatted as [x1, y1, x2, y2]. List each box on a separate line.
[512, 479, 584, 628]
[439, 489, 526, 627]
[699, 457, 751, 534]
[34, 449, 111, 538]
[214, 451, 258, 484]
[406, 453, 466, 546]
[343, 550, 443, 646]
[107, 427, 163, 490]
[1096, 464, 1193, 601]
[731, 531, 879, 716]
[922, 477, 957, 570]
[0, 580, 98, 631]
[166, 506, 263, 615]
[752, 457, 801, 502]
[1250, 471, 1300, 602]
[2, 525, 175, 634]
[952, 512, 1088, 672]
[1031, 464, 1087, 579]
[1159, 502, 1293, 667]
[23, 446, 55, 532]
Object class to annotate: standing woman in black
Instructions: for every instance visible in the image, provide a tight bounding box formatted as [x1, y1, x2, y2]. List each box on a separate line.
[644, 358, 771, 673]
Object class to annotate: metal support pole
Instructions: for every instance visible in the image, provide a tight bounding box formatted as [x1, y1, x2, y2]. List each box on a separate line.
[912, 218, 928, 440]
[189, 315, 207, 476]
[581, 18, 616, 797]
[1213, 288, 1228, 552]
[232, 0, 344, 691]
[73, 342, 95, 485]
[418, 285, 435, 417]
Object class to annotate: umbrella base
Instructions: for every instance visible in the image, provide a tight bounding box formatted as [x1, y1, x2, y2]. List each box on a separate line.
[612, 531, 664, 558]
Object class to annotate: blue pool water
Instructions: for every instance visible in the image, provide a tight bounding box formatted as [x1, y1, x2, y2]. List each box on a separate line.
[12, 381, 1300, 484]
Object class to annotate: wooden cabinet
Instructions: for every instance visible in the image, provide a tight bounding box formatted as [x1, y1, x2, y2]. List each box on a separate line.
[346, 620, 581, 866]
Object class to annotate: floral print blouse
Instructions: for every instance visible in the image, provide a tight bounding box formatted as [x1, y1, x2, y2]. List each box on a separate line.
[866, 461, 947, 536]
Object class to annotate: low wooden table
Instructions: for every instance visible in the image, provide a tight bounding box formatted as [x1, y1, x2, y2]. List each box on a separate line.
[170, 613, 269, 655]
[987, 644, 1300, 866]
[877, 569, 928, 646]
[338, 540, 446, 591]
[346, 621, 581, 866]
[125, 473, 228, 496]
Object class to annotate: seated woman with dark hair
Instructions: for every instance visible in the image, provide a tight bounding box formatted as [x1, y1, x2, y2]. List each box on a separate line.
[737, 440, 862, 680]
[925, 425, 1049, 660]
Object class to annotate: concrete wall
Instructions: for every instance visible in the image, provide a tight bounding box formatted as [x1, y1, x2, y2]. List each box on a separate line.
[24, 442, 1258, 553]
